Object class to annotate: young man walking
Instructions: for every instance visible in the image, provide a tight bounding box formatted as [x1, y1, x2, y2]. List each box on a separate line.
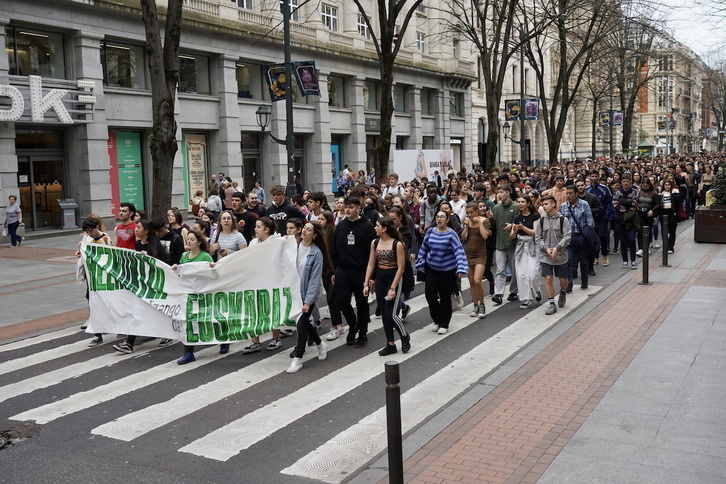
[491, 184, 520, 304]
[535, 195, 571, 315]
[115, 203, 137, 250]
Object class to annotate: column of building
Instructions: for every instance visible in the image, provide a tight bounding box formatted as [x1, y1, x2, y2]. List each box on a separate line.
[0, 18, 19, 207]
[214, 55, 243, 181]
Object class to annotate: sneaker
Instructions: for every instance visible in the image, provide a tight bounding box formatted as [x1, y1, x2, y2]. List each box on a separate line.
[219, 344, 230, 354]
[558, 291, 566, 308]
[478, 304, 486, 319]
[158, 338, 172, 346]
[354, 335, 368, 348]
[378, 344, 397, 356]
[653, 241, 660, 249]
[267, 339, 282, 351]
[519, 300, 534, 309]
[431, 323, 440, 332]
[80, 324, 88, 330]
[279, 328, 294, 338]
[317, 341, 328, 360]
[401, 304, 411, 321]
[602, 257, 609, 267]
[594, 258, 599, 265]
[17, 237, 22, 246]
[535, 292, 542, 302]
[613, 248, 619, 254]
[566, 282, 573, 293]
[581, 282, 589, 289]
[631, 261, 638, 270]
[469, 303, 480, 317]
[437, 327, 448, 335]
[177, 352, 195, 365]
[668, 249, 674, 254]
[454, 292, 464, 309]
[346, 328, 357, 345]
[113, 341, 133, 353]
[322, 308, 331, 319]
[507, 293, 518, 302]
[89, 336, 104, 347]
[373, 312, 382, 319]
[401, 334, 411, 353]
[287, 357, 303, 374]
[546, 304, 558, 315]
[492, 295, 503, 305]
[242, 342, 262, 354]
[368, 292, 376, 304]
[326, 328, 340, 341]
[636, 249, 643, 257]
[589, 269, 596, 277]
[621, 261, 629, 268]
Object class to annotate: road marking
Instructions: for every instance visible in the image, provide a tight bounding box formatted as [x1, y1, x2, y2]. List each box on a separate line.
[0, 337, 120, 377]
[177, 287, 509, 462]
[280, 288, 599, 483]
[0, 327, 80, 352]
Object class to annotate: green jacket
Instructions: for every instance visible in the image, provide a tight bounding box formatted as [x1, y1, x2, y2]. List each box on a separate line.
[492, 199, 520, 251]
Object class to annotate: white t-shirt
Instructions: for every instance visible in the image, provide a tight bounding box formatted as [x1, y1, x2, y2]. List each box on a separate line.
[297, 243, 311, 277]
[216, 231, 247, 251]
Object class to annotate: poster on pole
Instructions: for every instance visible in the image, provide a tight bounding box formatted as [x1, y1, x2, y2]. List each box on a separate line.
[598, 111, 611, 127]
[505, 100, 521, 121]
[292, 61, 320, 97]
[392, 149, 455, 182]
[524, 99, 540, 120]
[82, 238, 302, 343]
[612, 111, 624, 126]
[265, 63, 288, 102]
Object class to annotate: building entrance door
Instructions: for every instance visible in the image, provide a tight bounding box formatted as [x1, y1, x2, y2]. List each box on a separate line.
[17, 156, 65, 230]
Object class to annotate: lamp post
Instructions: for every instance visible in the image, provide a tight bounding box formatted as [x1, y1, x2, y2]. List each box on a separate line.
[502, 30, 528, 166]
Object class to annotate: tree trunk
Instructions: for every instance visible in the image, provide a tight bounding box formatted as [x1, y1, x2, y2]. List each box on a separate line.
[374, 57, 396, 178]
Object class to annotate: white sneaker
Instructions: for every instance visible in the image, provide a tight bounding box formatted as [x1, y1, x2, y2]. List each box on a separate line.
[287, 357, 303, 374]
[325, 328, 340, 341]
[267, 339, 282, 351]
[339, 325, 347, 335]
[653, 241, 660, 249]
[322, 308, 331, 319]
[437, 327, 448, 335]
[367, 292, 376, 304]
[317, 341, 328, 361]
[469, 304, 479, 317]
[454, 293, 464, 309]
[431, 323, 440, 332]
[636, 249, 643, 257]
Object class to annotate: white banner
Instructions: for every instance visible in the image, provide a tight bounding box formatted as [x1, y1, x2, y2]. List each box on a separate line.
[82, 238, 302, 344]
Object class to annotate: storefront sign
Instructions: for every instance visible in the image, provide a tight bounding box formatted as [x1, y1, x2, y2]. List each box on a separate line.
[183, 133, 208, 204]
[108, 131, 145, 210]
[0, 75, 96, 124]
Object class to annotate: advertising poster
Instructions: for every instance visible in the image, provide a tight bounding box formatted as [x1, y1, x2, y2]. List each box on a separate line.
[524, 99, 540, 120]
[505, 100, 521, 121]
[111, 131, 145, 210]
[612, 111, 624, 126]
[265, 63, 287, 102]
[292, 61, 320, 97]
[184, 133, 208, 205]
[598, 111, 611, 127]
[392, 150, 455, 182]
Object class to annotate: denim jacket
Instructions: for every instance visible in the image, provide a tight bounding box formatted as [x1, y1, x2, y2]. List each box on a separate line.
[299, 243, 323, 305]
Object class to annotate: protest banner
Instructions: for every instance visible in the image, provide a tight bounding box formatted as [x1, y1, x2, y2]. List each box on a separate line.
[82, 237, 301, 344]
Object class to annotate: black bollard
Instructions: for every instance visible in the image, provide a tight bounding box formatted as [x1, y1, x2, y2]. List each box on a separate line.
[385, 361, 404, 484]
[640, 225, 651, 285]
[662, 214, 671, 267]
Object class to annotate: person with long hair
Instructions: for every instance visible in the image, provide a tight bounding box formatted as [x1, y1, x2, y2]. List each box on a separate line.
[415, 211, 468, 335]
[510, 193, 541, 308]
[210, 210, 247, 259]
[635, 177, 660, 257]
[363, 216, 410, 355]
[462, 202, 491, 318]
[660, 179, 682, 254]
[167, 207, 190, 240]
[288, 222, 332, 373]
[78, 216, 113, 346]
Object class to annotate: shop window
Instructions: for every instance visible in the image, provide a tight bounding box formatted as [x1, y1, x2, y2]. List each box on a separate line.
[363, 80, 380, 111]
[178, 54, 210, 94]
[6, 26, 66, 79]
[101, 41, 146, 89]
[237, 62, 263, 99]
[422, 136, 434, 149]
[328, 75, 347, 108]
[421, 88, 435, 115]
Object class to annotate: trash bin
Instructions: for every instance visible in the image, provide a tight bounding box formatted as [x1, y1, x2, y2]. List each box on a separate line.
[57, 199, 79, 230]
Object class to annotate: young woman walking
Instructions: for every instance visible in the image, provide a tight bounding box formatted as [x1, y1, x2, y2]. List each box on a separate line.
[509, 193, 541, 308]
[461, 202, 491, 318]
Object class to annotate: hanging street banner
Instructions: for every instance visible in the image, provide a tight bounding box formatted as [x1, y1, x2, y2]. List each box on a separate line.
[505, 100, 521, 121]
[598, 111, 611, 127]
[265, 63, 288, 102]
[82, 238, 302, 344]
[292, 61, 320, 97]
[524, 99, 540, 120]
[612, 111, 624, 126]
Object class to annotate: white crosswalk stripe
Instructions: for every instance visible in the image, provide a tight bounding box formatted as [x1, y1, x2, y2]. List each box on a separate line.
[0, 327, 80, 352]
[0, 337, 118, 377]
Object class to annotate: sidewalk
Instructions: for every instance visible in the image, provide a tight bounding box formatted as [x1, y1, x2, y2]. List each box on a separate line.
[368, 222, 726, 484]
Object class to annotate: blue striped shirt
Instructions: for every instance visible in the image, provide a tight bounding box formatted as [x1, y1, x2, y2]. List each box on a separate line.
[415, 228, 468, 274]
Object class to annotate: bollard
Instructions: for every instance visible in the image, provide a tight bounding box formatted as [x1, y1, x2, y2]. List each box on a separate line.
[385, 361, 404, 484]
[661, 214, 671, 267]
[640, 225, 651, 285]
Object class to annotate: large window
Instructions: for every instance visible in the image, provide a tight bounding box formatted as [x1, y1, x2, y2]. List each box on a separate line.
[321, 4, 338, 31]
[237, 0, 253, 9]
[358, 15, 371, 40]
[394, 84, 408, 112]
[178, 54, 210, 94]
[416, 32, 426, 53]
[363, 80, 380, 111]
[236, 62, 263, 99]
[421, 88, 435, 115]
[450, 91, 464, 117]
[6, 26, 66, 79]
[101, 41, 146, 89]
[328, 75, 347, 107]
[422, 136, 434, 149]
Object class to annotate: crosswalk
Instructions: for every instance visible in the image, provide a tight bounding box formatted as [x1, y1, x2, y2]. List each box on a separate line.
[0, 283, 598, 482]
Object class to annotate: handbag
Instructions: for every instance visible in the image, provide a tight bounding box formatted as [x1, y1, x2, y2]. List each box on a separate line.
[2, 226, 7, 237]
[568, 205, 600, 255]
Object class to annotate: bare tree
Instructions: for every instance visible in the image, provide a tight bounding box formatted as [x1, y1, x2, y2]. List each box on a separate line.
[580, 60, 611, 156]
[525, 0, 622, 164]
[704, 63, 726, 150]
[140, 0, 183, 217]
[352, 0, 424, 177]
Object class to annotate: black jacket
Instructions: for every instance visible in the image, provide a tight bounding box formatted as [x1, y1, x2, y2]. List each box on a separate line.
[332, 217, 376, 269]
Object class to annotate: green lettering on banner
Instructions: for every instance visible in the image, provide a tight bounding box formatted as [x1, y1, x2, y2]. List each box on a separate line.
[272, 288, 281, 326]
[186, 321, 200, 343]
[283, 287, 294, 324]
[185, 295, 200, 343]
[243, 290, 257, 337]
[228, 292, 243, 340]
[198, 293, 214, 342]
[84, 245, 167, 299]
[213, 292, 229, 342]
[257, 289, 271, 334]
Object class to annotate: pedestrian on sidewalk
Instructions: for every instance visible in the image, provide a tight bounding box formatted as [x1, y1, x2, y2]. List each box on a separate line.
[77, 216, 113, 346]
[510, 193, 541, 308]
[415, 211, 468, 335]
[461, 201, 491, 319]
[491, 184, 520, 305]
[4, 194, 23, 247]
[561, 185, 595, 290]
[535, 196, 571, 315]
[659, 179, 682, 254]
[613, 174, 640, 270]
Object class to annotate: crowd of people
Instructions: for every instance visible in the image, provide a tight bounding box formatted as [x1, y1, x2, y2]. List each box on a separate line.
[71, 152, 723, 373]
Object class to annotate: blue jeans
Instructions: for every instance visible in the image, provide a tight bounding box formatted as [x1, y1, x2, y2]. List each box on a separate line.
[568, 234, 589, 284]
[7, 221, 21, 246]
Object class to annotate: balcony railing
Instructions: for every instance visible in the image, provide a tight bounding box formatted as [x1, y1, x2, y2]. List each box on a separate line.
[183, 0, 219, 17]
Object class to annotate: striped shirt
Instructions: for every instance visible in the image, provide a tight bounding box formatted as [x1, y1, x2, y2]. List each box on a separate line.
[415, 228, 468, 274]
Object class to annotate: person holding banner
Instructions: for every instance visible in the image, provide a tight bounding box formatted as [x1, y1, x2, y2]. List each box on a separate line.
[79, 216, 113, 346]
[288, 222, 330, 373]
[210, 210, 247, 259]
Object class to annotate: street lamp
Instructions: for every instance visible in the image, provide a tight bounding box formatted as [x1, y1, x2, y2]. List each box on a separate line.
[255, 104, 285, 145]
[502, 121, 522, 144]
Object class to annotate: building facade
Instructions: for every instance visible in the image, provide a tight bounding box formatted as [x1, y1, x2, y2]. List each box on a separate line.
[1, 0, 474, 231]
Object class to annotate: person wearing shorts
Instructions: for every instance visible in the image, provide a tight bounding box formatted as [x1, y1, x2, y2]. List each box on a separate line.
[535, 195, 571, 315]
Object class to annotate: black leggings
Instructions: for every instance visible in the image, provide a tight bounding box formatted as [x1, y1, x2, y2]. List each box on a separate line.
[375, 268, 407, 343]
[292, 303, 321, 357]
[424, 268, 457, 329]
[323, 273, 341, 327]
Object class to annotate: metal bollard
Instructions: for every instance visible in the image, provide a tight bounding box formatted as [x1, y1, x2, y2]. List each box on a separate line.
[640, 225, 651, 285]
[662, 214, 671, 267]
[385, 361, 404, 484]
